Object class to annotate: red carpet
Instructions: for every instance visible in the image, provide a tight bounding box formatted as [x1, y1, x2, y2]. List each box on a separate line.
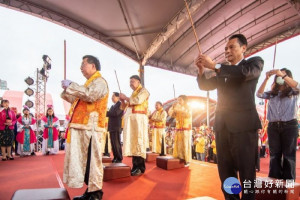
[1, 151, 300, 200]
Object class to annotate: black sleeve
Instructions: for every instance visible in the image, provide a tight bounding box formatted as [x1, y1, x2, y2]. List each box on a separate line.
[106, 102, 123, 117]
[196, 74, 218, 91]
[218, 56, 264, 81]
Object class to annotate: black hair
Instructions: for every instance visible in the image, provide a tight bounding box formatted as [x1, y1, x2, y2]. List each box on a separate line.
[156, 101, 163, 106]
[130, 75, 141, 82]
[268, 68, 299, 98]
[113, 92, 120, 97]
[229, 34, 248, 47]
[46, 107, 56, 118]
[1, 99, 9, 107]
[82, 55, 101, 71]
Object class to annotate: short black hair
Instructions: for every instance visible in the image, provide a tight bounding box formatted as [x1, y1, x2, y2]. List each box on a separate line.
[1, 99, 9, 107]
[83, 55, 101, 71]
[229, 34, 248, 47]
[113, 92, 120, 97]
[130, 75, 141, 82]
[156, 101, 163, 106]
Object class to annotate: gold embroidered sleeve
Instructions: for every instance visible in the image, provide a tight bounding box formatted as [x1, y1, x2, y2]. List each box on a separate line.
[152, 110, 167, 122]
[168, 106, 176, 118]
[129, 88, 150, 105]
[66, 77, 108, 103]
[61, 91, 77, 103]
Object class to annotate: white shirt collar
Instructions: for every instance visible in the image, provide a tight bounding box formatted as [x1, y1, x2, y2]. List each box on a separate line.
[231, 57, 244, 66]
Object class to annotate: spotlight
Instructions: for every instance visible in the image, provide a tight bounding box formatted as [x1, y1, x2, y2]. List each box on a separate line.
[25, 100, 34, 108]
[42, 55, 51, 70]
[24, 88, 34, 97]
[24, 77, 34, 85]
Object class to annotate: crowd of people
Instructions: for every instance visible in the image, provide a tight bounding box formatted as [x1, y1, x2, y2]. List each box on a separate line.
[0, 100, 68, 161]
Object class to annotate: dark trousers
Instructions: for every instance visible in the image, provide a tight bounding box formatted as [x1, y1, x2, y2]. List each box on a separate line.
[132, 156, 145, 173]
[268, 119, 298, 180]
[160, 136, 165, 156]
[103, 134, 109, 156]
[84, 139, 92, 185]
[109, 130, 123, 161]
[216, 126, 257, 200]
[256, 147, 260, 171]
[260, 146, 266, 157]
[14, 132, 18, 154]
[84, 138, 103, 196]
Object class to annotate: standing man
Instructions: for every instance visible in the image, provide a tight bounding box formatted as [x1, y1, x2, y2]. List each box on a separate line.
[120, 75, 150, 176]
[150, 101, 167, 156]
[61, 55, 108, 200]
[107, 92, 123, 163]
[196, 34, 264, 200]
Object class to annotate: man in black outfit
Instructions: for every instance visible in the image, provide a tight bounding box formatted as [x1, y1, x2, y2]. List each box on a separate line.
[196, 34, 264, 200]
[107, 92, 123, 163]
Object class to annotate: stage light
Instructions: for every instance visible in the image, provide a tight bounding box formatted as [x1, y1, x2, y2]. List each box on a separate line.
[25, 100, 34, 108]
[24, 77, 34, 85]
[188, 101, 206, 110]
[24, 88, 34, 97]
[42, 55, 51, 70]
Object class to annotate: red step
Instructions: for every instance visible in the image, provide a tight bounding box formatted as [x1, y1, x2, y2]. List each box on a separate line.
[103, 163, 131, 181]
[146, 152, 159, 162]
[156, 156, 184, 170]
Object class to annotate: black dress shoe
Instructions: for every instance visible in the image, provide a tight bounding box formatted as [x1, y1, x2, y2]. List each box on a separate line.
[112, 158, 117, 163]
[73, 189, 89, 200]
[89, 190, 103, 200]
[115, 160, 122, 163]
[31, 152, 36, 156]
[131, 168, 142, 176]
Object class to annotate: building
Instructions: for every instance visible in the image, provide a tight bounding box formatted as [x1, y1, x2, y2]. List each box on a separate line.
[0, 79, 8, 90]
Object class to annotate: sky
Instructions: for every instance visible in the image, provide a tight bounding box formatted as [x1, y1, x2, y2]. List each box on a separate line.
[0, 6, 299, 112]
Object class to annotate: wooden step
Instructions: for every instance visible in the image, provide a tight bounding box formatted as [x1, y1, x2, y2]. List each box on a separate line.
[103, 163, 131, 181]
[146, 152, 159, 162]
[156, 156, 184, 170]
[102, 156, 113, 163]
[12, 188, 70, 200]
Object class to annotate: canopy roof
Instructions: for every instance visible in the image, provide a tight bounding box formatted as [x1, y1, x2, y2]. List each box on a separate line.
[1, 0, 299, 76]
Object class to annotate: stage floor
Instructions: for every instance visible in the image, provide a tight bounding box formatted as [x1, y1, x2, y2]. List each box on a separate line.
[0, 151, 300, 200]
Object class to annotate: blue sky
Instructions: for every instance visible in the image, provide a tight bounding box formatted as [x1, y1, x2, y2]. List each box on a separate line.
[0, 6, 299, 111]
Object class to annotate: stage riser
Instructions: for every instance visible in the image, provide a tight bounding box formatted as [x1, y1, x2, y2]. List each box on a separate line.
[146, 152, 159, 162]
[102, 156, 113, 163]
[12, 188, 70, 200]
[156, 156, 184, 170]
[103, 163, 131, 181]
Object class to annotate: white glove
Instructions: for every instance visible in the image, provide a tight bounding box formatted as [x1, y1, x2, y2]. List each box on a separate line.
[61, 80, 72, 89]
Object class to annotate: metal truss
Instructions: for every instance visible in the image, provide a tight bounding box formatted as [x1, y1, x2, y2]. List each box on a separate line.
[185, 3, 300, 72]
[141, 0, 206, 66]
[35, 68, 46, 151]
[146, 57, 197, 76]
[174, 0, 284, 65]
[245, 26, 300, 57]
[0, 0, 139, 62]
